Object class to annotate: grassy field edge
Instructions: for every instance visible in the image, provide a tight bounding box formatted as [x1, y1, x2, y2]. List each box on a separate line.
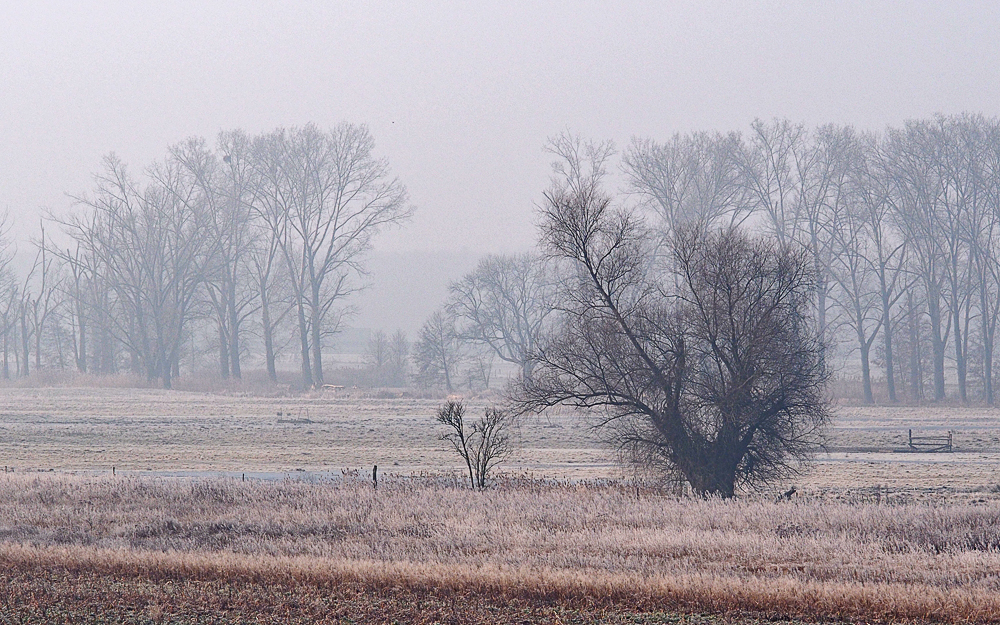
[1, 542, 996, 623]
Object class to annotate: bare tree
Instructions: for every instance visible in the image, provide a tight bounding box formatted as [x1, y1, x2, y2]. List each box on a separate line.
[824, 172, 882, 404]
[388, 329, 410, 387]
[436, 401, 513, 489]
[28, 226, 61, 373]
[623, 131, 751, 234]
[974, 121, 1000, 404]
[849, 132, 909, 403]
[414, 309, 463, 392]
[247, 192, 292, 383]
[174, 134, 259, 379]
[251, 124, 411, 388]
[886, 121, 953, 401]
[518, 186, 829, 497]
[0, 210, 17, 379]
[738, 119, 808, 247]
[364, 329, 391, 387]
[545, 132, 616, 198]
[64, 153, 213, 388]
[448, 253, 556, 380]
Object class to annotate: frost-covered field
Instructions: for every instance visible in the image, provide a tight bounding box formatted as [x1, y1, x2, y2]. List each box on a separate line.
[0, 387, 999, 499]
[3, 387, 1000, 623]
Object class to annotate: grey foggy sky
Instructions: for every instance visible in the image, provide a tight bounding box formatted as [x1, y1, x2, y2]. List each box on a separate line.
[2, 2, 999, 254]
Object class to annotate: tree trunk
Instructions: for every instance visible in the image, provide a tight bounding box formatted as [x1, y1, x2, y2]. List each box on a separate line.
[311, 307, 324, 386]
[985, 295, 996, 406]
[228, 282, 241, 379]
[881, 289, 897, 403]
[684, 457, 738, 499]
[854, 299, 874, 405]
[76, 304, 87, 373]
[860, 339, 874, 405]
[907, 292, 923, 402]
[954, 301, 967, 403]
[20, 311, 29, 378]
[296, 300, 313, 388]
[442, 352, 453, 393]
[2, 329, 8, 380]
[34, 314, 42, 371]
[985, 331, 994, 406]
[261, 296, 277, 382]
[521, 359, 534, 381]
[218, 325, 230, 378]
[927, 287, 946, 401]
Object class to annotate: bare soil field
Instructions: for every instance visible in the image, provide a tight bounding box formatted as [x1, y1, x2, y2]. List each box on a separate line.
[2, 387, 1000, 622]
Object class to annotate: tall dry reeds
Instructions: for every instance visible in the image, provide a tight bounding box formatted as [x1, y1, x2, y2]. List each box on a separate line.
[0, 474, 998, 622]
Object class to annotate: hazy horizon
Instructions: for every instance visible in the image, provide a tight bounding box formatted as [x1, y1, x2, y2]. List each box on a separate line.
[4, 2, 1000, 256]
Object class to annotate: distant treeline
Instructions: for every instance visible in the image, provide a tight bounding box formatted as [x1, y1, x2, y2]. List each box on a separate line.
[417, 116, 1000, 405]
[0, 123, 411, 388]
[2, 115, 1000, 403]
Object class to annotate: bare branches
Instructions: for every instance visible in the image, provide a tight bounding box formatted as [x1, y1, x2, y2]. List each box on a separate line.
[519, 185, 829, 497]
[436, 401, 513, 490]
[624, 131, 751, 234]
[251, 124, 412, 387]
[447, 253, 557, 380]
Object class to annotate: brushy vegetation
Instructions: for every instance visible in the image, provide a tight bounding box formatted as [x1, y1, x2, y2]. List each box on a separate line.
[0, 474, 999, 623]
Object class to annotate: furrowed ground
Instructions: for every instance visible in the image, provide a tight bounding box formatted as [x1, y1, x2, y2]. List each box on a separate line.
[1, 386, 1000, 623]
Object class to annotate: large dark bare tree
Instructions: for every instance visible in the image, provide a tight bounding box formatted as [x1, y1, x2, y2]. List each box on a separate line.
[517, 186, 829, 497]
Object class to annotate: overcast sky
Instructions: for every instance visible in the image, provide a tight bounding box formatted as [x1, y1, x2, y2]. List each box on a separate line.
[2, 1, 999, 255]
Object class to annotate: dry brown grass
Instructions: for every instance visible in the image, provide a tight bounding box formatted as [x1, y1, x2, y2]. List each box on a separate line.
[3, 388, 1000, 621]
[1, 474, 999, 622]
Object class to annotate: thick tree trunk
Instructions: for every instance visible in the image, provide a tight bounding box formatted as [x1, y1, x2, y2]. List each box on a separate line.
[927, 289, 946, 401]
[521, 359, 534, 381]
[228, 282, 241, 379]
[684, 458, 738, 499]
[218, 325, 230, 378]
[953, 302, 967, 403]
[296, 300, 313, 389]
[261, 296, 277, 382]
[907, 293, 923, 402]
[881, 288, 896, 403]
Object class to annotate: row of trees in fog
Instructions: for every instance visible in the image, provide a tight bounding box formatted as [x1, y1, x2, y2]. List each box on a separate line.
[0, 124, 411, 388]
[420, 114, 1000, 405]
[4, 114, 1000, 403]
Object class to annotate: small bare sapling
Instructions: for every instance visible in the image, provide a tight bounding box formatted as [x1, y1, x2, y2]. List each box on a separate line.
[436, 401, 513, 490]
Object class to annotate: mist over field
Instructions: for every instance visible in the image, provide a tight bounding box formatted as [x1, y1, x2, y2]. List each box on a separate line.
[3, 3, 1000, 622]
[0, 3, 997, 394]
